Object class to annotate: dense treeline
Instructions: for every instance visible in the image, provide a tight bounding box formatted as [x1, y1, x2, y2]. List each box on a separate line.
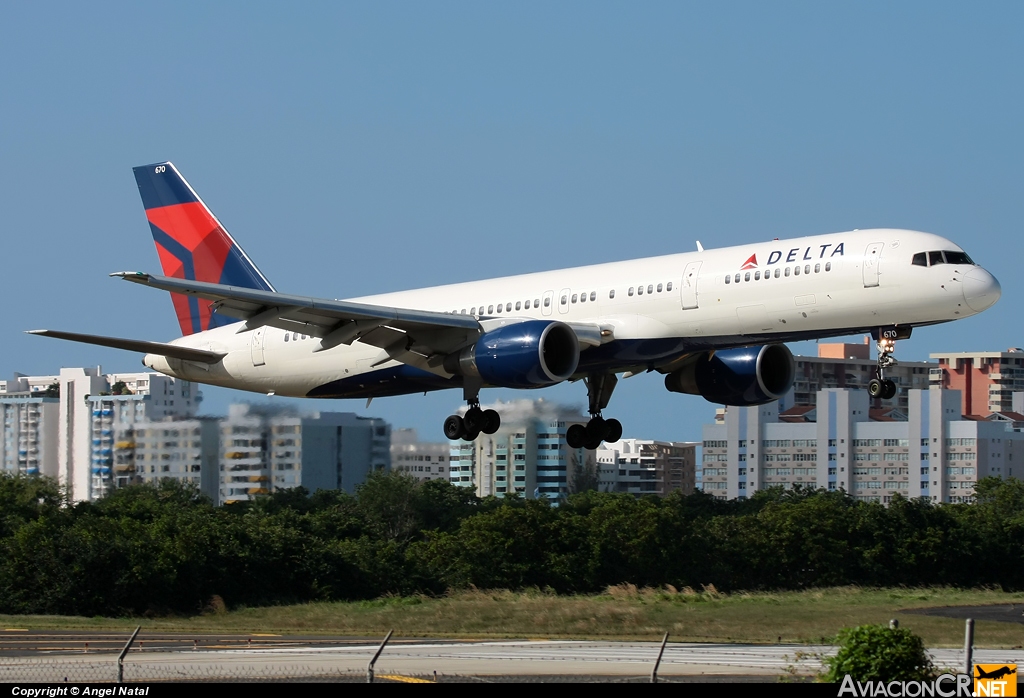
[1, 472, 1022, 616]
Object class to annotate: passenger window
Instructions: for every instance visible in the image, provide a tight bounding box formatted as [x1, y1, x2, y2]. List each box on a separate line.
[929, 251, 944, 266]
[638, 286, 644, 295]
[666, 282, 672, 291]
[814, 263, 820, 273]
[284, 333, 289, 342]
[535, 298, 541, 307]
[470, 307, 476, 315]
[525, 300, 531, 309]
[825, 262, 831, 272]
[804, 265, 810, 275]
[515, 302, 521, 311]
[725, 275, 731, 284]
[506, 303, 512, 312]
[754, 272, 760, 281]
[628, 287, 634, 296]
[497, 304, 503, 313]
[912, 252, 927, 267]
[609, 289, 615, 299]
[590, 291, 596, 301]
[560, 295, 567, 305]
[734, 274, 741, 283]
[657, 283, 663, 292]
[488, 305, 494, 314]
[785, 267, 791, 277]
[744, 273, 750, 282]
[774, 268, 781, 278]
[571, 294, 578, 303]
[461, 309, 466, 314]
[544, 298, 551, 307]
[580, 293, 586, 303]
[647, 284, 654, 294]
[794, 266, 801, 276]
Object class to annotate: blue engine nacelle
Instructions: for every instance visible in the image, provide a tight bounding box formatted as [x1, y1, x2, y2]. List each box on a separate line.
[444, 320, 580, 389]
[664, 344, 795, 406]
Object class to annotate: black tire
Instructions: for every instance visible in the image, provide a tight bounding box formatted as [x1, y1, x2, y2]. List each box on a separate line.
[463, 407, 483, 432]
[463, 426, 480, 442]
[603, 418, 623, 443]
[868, 378, 884, 398]
[566, 424, 586, 449]
[583, 433, 603, 450]
[481, 409, 501, 434]
[883, 379, 897, 400]
[443, 415, 464, 440]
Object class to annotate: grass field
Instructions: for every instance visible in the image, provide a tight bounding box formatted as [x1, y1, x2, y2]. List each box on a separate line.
[3, 587, 1022, 647]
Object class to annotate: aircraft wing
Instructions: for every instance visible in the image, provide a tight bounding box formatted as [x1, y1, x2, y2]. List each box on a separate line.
[109, 272, 482, 375]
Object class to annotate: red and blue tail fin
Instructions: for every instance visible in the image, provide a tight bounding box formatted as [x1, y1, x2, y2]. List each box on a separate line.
[133, 162, 275, 335]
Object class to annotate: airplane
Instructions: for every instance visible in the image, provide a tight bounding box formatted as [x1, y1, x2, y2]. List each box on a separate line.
[31, 162, 1001, 449]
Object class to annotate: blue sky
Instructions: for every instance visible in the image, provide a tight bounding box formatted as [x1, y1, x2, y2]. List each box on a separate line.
[2, 3, 1022, 443]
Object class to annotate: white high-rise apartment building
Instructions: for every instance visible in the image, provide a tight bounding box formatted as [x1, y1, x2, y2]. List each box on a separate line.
[1, 368, 200, 501]
[701, 388, 1023, 505]
[596, 439, 698, 496]
[391, 429, 452, 483]
[448, 400, 591, 499]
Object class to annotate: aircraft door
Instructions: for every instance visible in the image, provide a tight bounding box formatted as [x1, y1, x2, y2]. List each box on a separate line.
[863, 242, 884, 288]
[558, 288, 570, 315]
[542, 290, 554, 316]
[680, 261, 702, 310]
[251, 326, 266, 366]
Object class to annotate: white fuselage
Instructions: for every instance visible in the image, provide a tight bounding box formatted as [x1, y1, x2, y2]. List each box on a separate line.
[144, 228, 1000, 400]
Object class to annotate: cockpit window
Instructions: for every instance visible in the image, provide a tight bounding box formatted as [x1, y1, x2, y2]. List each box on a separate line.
[912, 252, 927, 267]
[928, 251, 944, 266]
[944, 251, 974, 265]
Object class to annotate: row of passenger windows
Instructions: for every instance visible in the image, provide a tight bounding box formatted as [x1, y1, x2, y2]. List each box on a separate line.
[627, 281, 673, 297]
[725, 262, 832, 284]
[450, 282, 674, 316]
[911, 250, 974, 267]
[452, 297, 548, 315]
[283, 332, 311, 342]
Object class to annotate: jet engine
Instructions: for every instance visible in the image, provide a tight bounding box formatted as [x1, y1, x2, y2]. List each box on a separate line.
[664, 344, 795, 406]
[444, 320, 580, 389]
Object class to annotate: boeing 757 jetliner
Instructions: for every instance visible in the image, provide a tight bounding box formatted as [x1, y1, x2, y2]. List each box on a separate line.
[31, 162, 1001, 449]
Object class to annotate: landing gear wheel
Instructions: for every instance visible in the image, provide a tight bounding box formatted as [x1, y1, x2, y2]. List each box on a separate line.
[463, 426, 480, 441]
[463, 407, 484, 433]
[566, 424, 586, 449]
[603, 418, 623, 443]
[443, 415, 464, 440]
[868, 379, 884, 398]
[882, 379, 897, 400]
[481, 409, 500, 435]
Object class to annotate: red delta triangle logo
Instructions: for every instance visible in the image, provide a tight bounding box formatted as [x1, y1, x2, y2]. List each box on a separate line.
[740, 254, 758, 270]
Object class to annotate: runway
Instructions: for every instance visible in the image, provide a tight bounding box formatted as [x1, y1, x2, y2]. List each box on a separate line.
[1, 636, 1022, 682]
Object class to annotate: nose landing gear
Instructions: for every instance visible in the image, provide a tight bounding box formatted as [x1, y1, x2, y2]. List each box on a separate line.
[867, 329, 908, 401]
[566, 372, 623, 450]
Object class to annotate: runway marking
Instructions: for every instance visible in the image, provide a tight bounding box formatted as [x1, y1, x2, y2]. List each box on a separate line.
[3, 629, 28, 632]
[252, 634, 281, 637]
[378, 674, 434, 683]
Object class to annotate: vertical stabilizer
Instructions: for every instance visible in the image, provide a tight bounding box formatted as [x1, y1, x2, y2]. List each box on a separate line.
[132, 162, 275, 335]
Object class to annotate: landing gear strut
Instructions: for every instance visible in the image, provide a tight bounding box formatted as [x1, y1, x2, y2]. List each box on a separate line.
[566, 373, 623, 450]
[868, 330, 900, 400]
[442, 380, 500, 441]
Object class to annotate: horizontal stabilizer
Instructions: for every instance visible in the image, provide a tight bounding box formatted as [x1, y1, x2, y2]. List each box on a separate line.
[26, 330, 226, 364]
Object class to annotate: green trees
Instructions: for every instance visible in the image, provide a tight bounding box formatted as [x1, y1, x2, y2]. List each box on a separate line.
[0, 472, 1023, 616]
[823, 625, 935, 682]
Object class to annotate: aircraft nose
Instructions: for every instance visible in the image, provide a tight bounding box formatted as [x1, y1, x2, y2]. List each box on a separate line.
[962, 267, 1001, 312]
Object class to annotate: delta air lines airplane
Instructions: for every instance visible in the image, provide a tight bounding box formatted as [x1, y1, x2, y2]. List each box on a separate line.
[31, 162, 1001, 449]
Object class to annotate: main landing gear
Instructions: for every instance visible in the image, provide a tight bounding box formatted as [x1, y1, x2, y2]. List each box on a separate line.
[566, 373, 623, 450]
[442, 381, 500, 441]
[868, 330, 900, 400]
